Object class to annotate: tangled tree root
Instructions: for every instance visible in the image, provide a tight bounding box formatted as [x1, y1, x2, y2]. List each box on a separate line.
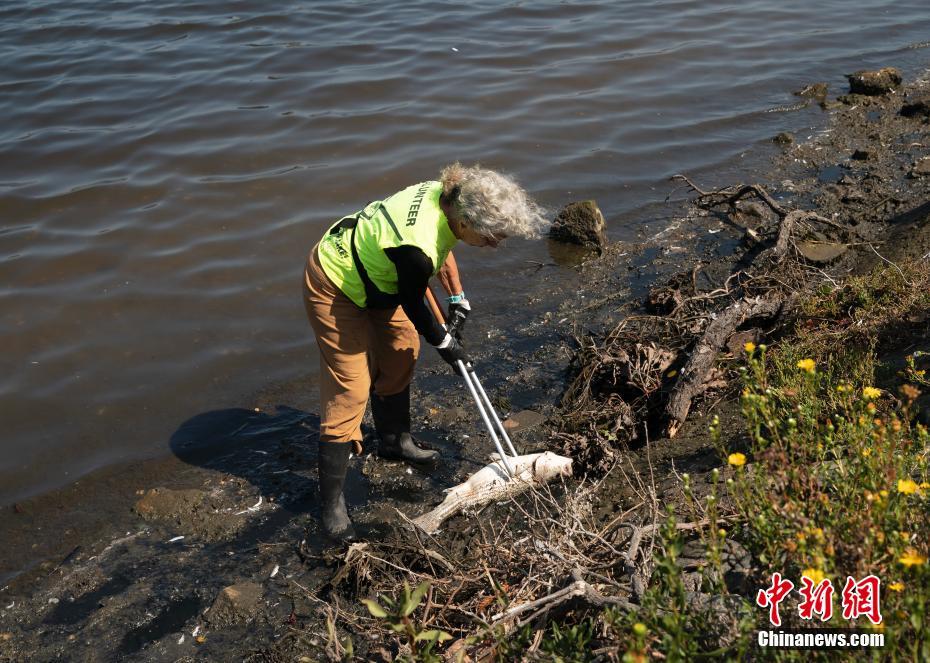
[559, 175, 865, 468]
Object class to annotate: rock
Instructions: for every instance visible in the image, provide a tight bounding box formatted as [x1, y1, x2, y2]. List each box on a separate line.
[206, 582, 263, 627]
[846, 67, 902, 96]
[736, 201, 769, 220]
[795, 82, 828, 100]
[796, 240, 848, 263]
[742, 228, 762, 247]
[548, 201, 607, 251]
[900, 96, 930, 119]
[685, 593, 753, 649]
[431, 405, 467, 429]
[772, 132, 794, 147]
[726, 330, 761, 356]
[501, 410, 547, 434]
[842, 188, 867, 203]
[133, 487, 246, 541]
[681, 572, 703, 593]
[909, 158, 930, 178]
[851, 149, 872, 161]
[720, 539, 755, 594]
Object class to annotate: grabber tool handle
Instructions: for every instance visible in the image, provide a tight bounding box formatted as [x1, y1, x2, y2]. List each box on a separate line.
[425, 286, 515, 477]
[457, 360, 514, 477]
[467, 366, 520, 459]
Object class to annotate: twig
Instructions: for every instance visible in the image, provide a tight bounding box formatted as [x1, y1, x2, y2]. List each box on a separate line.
[491, 571, 639, 627]
[868, 244, 913, 286]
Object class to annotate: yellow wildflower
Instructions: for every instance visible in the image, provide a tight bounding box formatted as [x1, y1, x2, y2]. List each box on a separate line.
[862, 386, 881, 400]
[920, 482, 930, 490]
[797, 358, 816, 373]
[744, 342, 756, 353]
[880, 490, 889, 499]
[897, 479, 919, 495]
[727, 452, 747, 468]
[802, 568, 826, 585]
[899, 549, 927, 567]
[888, 582, 904, 592]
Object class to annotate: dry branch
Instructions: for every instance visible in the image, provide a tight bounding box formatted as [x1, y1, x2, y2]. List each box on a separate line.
[491, 569, 639, 627]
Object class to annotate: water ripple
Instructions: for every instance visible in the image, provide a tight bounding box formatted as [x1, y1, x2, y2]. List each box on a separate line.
[3, 0, 930, 505]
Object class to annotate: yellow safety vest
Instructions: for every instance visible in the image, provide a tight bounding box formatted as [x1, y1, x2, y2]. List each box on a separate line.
[317, 181, 458, 308]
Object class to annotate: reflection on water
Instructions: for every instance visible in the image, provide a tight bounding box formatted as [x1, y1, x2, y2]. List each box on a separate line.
[2, 0, 930, 504]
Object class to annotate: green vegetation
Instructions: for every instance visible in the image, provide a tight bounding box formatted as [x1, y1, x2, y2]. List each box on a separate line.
[360, 581, 452, 662]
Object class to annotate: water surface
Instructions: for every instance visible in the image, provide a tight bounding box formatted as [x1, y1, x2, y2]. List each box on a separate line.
[2, 0, 930, 505]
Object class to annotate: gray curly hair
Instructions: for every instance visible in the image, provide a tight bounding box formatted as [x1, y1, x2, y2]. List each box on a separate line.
[439, 163, 548, 239]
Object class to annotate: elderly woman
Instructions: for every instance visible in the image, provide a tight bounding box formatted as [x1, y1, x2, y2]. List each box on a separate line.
[303, 163, 547, 539]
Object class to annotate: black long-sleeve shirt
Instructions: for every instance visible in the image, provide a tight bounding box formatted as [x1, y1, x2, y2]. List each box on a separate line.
[384, 245, 447, 346]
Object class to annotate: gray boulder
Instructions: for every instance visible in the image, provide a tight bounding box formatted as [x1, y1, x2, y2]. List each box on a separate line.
[206, 582, 263, 627]
[548, 200, 607, 251]
[847, 67, 902, 96]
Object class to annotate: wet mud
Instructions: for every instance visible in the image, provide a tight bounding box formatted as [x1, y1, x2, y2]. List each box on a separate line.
[3, 67, 930, 661]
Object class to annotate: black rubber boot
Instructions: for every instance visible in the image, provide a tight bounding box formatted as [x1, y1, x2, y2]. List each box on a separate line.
[317, 440, 356, 541]
[371, 386, 440, 464]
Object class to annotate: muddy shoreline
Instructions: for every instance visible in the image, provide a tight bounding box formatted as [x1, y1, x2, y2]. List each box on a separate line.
[3, 64, 930, 661]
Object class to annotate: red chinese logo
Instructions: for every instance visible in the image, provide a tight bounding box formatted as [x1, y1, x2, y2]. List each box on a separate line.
[757, 573, 883, 626]
[798, 576, 834, 622]
[841, 575, 882, 625]
[756, 572, 794, 627]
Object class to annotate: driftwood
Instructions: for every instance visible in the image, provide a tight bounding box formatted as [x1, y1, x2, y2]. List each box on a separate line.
[656, 177, 854, 437]
[665, 294, 783, 438]
[552, 174, 848, 493]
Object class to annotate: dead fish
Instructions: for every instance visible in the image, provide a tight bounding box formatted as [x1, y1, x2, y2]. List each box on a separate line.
[411, 452, 573, 534]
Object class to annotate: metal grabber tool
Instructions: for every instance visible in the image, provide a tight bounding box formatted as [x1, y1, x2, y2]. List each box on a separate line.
[425, 287, 520, 478]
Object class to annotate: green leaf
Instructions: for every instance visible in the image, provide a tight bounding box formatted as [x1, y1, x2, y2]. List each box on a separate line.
[399, 582, 413, 617]
[402, 581, 430, 617]
[415, 629, 453, 643]
[360, 599, 388, 618]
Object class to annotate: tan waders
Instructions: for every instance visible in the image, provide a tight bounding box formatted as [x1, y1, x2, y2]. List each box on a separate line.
[304, 244, 437, 539]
